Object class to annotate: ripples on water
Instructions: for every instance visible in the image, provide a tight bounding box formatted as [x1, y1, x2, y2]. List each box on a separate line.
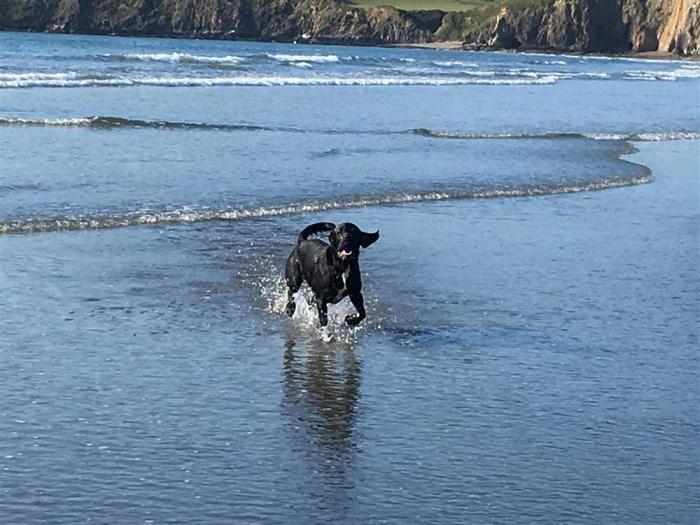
[0, 32, 698, 524]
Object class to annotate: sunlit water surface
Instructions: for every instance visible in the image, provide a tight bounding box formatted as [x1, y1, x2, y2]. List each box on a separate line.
[0, 32, 698, 524]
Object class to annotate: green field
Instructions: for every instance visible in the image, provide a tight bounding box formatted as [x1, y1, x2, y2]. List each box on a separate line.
[346, 0, 547, 14]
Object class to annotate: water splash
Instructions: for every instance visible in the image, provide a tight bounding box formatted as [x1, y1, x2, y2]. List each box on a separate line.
[250, 265, 365, 344]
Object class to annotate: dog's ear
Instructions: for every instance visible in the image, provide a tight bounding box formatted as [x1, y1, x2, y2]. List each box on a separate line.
[360, 230, 379, 248]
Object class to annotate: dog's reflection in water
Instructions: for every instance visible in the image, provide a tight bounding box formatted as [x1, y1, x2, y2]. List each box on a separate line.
[282, 338, 361, 457]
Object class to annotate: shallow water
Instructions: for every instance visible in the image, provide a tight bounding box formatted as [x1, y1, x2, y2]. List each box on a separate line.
[0, 32, 699, 524]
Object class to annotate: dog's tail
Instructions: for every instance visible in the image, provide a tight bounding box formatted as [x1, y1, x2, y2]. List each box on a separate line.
[298, 222, 335, 243]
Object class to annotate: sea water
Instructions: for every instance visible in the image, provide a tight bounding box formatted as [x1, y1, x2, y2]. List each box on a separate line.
[0, 32, 698, 524]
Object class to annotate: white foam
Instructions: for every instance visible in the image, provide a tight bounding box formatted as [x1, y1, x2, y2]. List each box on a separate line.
[432, 60, 478, 68]
[418, 129, 700, 142]
[551, 71, 611, 79]
[118, 52, 245, 64]
[581, 132, 628, 140]
[0, 72, 123, 88]
[469, 69, 609, 80]
[0, 73, 559, 88]
[267, 53, 340, 63]
[0, 116, 93, 126]
[524, 51, 693, 65]
[633, 131, 700, 141]
[623, 67, 700, 81]
[577, 131, 700, 141]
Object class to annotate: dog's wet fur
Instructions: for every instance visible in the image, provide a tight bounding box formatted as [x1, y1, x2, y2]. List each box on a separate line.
[285, 222, 379, 327]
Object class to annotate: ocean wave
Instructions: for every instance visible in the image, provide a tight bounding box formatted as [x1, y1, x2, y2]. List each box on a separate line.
[0, 115, 274, 131]
[552, 71, 611, 79]
[522, 51, 694, 65]
[432, 60, 478, 68]
[411, 129, 579, 140]
[266, 53, 340, 63]
[113, 52, 246, 64]
[0, 72, 559, 88]
[0, 116, 96, 127]
[622, 67, 700, 81]
[412, 129, 700, 142]
[0, 176, 652, 235]
[3, 67, 696, 89]
[2, 116, 697, 144]
[628, 131, 700, 141]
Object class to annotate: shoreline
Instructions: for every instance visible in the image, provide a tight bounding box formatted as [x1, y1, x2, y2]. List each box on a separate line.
[3, 29, 698, 62]
[392, 40, 700, 61]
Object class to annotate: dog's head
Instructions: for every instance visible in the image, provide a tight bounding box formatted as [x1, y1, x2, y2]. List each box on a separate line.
[329, 223, 379, 260]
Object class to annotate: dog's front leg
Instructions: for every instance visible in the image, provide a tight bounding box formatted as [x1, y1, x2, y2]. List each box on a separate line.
[315, 297, 329, 326]
[345, 292, 366, 326]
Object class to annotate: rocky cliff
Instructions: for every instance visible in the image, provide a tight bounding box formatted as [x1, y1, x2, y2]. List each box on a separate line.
[0, 0, 698, 55]
[466, 0, 700, 55]
[0, 0, 442, 44]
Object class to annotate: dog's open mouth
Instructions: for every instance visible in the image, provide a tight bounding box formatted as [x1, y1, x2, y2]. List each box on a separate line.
[338, 244, 353, 258]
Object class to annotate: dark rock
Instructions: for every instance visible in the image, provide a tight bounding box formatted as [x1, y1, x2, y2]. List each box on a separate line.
[488, 14, 520, 49]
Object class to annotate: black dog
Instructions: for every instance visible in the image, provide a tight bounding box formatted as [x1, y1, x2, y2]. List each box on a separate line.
[285, 222, 379, 327]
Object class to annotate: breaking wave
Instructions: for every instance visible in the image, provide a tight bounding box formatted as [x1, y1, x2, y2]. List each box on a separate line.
[0, 115, 275, 131]
[2, 116, 697, 144]
[0, 176, 652, 235]
[411, 129, 700, 142]
[266, 53, 340, 63]
[520, 51, 697, 65]
[432, 60, 479, 68]
[2, 62, 698, 88]
[0, 72, 559, 88]
[113, 52, 246, 64]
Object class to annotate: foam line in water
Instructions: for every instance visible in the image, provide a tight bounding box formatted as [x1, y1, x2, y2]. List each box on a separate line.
[266, 53, 340, 63]
[411, 129, 700, 142]
[0, 72, 559, 88]
[1, 117, 697, 143]
[115, 52, 246, 64]
[0, 115, 275, 131]
[518, 51, 698, 65]
[0, 175, 653, 235]
[0, 115, 386, 135]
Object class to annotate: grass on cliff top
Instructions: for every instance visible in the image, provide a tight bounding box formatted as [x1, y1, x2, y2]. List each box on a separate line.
[346, 0, 548, 14]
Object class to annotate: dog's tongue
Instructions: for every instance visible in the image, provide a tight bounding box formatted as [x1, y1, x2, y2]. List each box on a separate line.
[339, 244, 353, 256]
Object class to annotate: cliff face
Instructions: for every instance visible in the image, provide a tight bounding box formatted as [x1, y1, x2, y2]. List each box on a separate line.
[0, 0, 440, 44]
[0, 0, 698, 55]
[464, 0, 700, 55]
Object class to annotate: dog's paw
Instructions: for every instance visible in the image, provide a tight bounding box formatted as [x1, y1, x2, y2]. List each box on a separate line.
[344, 314, 363, 327]
[285, 302, 296, 317]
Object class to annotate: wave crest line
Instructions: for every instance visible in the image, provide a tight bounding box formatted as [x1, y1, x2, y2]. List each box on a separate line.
[0, 176, 653, 235]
